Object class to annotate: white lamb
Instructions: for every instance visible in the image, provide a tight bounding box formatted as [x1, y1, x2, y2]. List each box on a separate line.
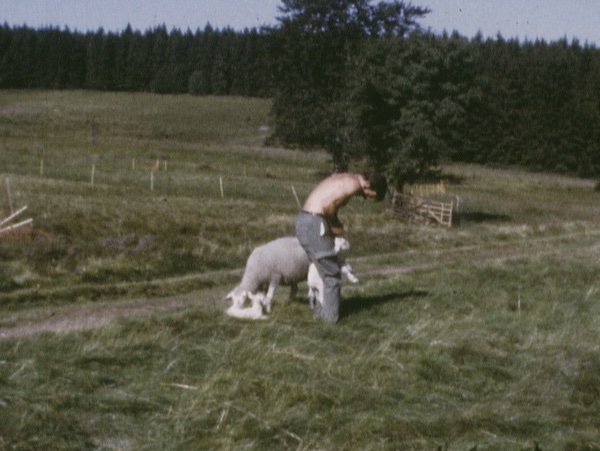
[226, 292, 268, 320]
[307, 238, 359, 310]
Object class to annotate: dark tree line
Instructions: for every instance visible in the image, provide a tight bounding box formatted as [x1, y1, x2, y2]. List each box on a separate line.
[0, 23, 274, 96]
[458, 35, 600, 178]
[1, 3, 600, 182]
[348, 31, 600, 184]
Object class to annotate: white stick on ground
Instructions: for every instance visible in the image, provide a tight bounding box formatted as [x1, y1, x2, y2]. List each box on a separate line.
[0, 218, 33, 235]
[0, 206, 27, 228]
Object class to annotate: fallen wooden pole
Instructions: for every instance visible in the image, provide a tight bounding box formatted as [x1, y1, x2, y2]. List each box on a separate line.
[0, 206, 27, 228]
[0, 218, 32, 235]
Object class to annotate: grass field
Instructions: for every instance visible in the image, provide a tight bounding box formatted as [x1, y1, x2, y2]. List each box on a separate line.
[1, 91, 599, 450]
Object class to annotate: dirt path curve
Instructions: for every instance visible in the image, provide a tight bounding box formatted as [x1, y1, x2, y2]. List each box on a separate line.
[0, 295, 196, 339]
[2, 230, 599, 340]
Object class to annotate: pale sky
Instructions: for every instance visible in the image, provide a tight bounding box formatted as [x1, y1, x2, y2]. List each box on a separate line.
[1, 0, 598, 46]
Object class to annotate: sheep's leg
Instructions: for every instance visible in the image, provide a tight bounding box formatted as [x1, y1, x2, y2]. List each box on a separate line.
[316, 287, 324, 306]
[315, 273, 325, 306]
[264, 276, 280, 313]
[342, 265, 359, 283]
[249, 293, 268, 319]
[289, 283, 298, 300]
[307, 273, 324, 311]
[338, 257, 358, 283]
[307, 287, 316, 310]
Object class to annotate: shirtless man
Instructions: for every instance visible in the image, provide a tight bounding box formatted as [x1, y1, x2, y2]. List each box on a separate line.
[295, 171, 387, 323]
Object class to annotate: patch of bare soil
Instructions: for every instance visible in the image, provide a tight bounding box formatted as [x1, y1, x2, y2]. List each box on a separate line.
[0, 261, 487, 339]
[0, 295, 194, 339]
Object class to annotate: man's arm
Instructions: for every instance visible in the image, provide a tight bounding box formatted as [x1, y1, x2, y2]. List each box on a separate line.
[329, 214, 344, 236]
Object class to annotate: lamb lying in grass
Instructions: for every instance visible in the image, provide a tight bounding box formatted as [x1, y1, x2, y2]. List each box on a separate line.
[225, 236, 357, 320]
[226, 292, 268, 320]
[307, 238, 359, 310]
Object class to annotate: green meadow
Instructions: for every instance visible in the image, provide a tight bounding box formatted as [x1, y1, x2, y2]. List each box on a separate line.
[1, 91, 599, 450]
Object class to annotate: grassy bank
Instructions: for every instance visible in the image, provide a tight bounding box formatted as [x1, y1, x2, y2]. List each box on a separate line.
[1, 91, 599, 450]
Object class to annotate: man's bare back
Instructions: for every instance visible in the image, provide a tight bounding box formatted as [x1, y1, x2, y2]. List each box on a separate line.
[302, 173, 376, 236]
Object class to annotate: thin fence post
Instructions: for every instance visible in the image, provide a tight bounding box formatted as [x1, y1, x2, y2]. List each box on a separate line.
[291, 185, 301, 208]
[5, 178, 14, 214]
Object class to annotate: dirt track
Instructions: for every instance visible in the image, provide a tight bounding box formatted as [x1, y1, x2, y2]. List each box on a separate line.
[1, 229, 599, 339]
[0, 295, 194, 339]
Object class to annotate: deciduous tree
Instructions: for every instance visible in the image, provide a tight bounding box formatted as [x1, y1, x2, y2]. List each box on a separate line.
[271, 0, 429, 172]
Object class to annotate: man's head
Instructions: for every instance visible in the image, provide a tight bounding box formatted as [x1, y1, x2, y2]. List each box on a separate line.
[363, 170, 388, 202]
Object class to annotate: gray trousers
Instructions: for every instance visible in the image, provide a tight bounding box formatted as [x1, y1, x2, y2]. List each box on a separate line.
[295, 211, 341, 323]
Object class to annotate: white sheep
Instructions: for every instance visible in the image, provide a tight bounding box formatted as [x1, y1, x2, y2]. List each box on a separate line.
[226, 236, 357, 318]
[307, 239, 359, 310]
[226, 237, 310, 314]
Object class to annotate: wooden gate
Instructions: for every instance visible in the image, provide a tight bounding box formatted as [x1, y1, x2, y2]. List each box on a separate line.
[389, 191, 453, 227]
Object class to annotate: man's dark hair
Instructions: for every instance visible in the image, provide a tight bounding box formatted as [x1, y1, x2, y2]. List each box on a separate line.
[365, 170, 388, 202]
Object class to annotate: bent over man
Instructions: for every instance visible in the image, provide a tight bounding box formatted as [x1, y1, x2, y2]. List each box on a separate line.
[295, 171, 387, 323]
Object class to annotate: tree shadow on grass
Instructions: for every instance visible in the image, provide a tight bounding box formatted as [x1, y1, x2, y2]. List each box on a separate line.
[455, 211, 511, 224]
[340, 289, 428, 320]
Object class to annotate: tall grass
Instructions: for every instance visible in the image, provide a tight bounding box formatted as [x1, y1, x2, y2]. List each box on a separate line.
[1, 91, 599, 450]
[1, 259, 599, 449]
[0, 91, 314, 306]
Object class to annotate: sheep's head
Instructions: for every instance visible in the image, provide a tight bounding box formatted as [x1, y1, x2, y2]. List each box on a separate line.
[226, 288, 249, 308]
